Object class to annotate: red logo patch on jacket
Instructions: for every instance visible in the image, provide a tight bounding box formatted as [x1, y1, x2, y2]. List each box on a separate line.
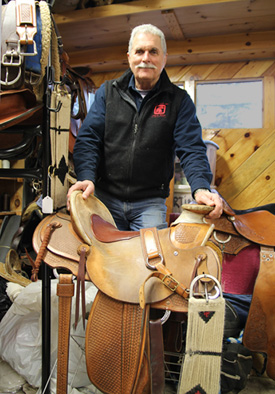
[153, 104, 167, 117]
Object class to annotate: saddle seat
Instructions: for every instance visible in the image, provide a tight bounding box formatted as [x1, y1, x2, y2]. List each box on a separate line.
[91, 214, 139, 242]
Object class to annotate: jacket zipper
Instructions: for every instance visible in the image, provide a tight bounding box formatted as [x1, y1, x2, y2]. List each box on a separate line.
[116, 84, 161, 199]
[126, 119, 139, 198]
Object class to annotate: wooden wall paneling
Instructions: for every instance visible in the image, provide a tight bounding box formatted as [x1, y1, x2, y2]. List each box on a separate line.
[260, 189, 275, 205]
[231, 159, 275, 208]
[202, 128, 220, 142]
[202, 129, 247, 156]
[263, 76, 275, 128]
[204, 62, 246, 80]
[213, 128, 274, 186]
[217, 130, 275, 206]
[232, 60, 275, 79]
[166, 66, 192, 83]
[177, 64, 218, 81]
[262, 62, 275, 77]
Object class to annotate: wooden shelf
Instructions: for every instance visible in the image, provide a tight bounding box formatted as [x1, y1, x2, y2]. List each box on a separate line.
[0, 177, 23, 182]
[0, 211, 18, 216]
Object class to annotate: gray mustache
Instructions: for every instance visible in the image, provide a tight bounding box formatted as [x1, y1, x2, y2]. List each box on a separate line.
[136, 63, 157, 69]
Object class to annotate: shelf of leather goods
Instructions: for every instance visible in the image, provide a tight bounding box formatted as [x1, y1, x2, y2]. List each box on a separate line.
[0, 168, 43, 179]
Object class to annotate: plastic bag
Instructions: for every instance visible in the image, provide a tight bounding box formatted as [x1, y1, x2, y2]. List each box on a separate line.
[0, 357, 26, 393]
[0, 279, 98, 390]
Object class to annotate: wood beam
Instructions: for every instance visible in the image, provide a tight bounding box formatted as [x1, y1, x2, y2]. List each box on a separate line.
[167, 30, 275, 55]
[67, 30, 275, 67]
[161, 10, 185, 40]
[54, 0, 245, 25]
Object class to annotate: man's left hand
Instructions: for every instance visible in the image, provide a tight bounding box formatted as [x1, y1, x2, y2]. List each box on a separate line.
[194, 190, 223, 219]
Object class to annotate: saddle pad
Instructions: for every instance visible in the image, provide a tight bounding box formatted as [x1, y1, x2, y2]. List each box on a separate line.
[70, 191, 221, 305]
[32, 212, 90, 279]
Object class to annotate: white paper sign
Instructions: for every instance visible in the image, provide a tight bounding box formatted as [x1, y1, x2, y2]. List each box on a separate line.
[42, 196, 53, 214]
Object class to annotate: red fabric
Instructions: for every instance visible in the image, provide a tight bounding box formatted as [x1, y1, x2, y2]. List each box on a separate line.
[221, 244, 260, 295]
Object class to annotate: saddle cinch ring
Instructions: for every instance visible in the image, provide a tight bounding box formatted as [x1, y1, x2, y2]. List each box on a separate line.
[145, 253, 164, 270]
[189, 274, 222, 300]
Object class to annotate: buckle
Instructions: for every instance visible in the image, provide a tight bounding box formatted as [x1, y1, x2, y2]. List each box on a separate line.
[25, 70, 42, 85]
[2, 49, 22, 67]
[162, 274, 179, 292]
[1, 63, 22, 86]
[18, 40, 37, 57]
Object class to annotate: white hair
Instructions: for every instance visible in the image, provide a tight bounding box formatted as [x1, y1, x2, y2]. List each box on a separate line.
[128, 24, 167, 54]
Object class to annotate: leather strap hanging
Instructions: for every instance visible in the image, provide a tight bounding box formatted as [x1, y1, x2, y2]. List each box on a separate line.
[149, 318, 165, 394]
[56, 274, 75, 394]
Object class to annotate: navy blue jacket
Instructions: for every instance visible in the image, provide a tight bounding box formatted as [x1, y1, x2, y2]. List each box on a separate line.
[73, 69, 212, 200]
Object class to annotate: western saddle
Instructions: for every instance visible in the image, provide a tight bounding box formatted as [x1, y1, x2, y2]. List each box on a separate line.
[31, 190, 275, 393]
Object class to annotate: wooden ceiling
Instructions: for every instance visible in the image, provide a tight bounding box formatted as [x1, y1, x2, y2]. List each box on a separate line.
[53, 0, 275, 73]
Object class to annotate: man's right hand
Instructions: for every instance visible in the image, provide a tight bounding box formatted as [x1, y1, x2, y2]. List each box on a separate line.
[66, 180, 95, 210]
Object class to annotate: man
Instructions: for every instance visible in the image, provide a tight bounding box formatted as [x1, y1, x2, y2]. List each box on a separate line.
[67, 24, 223, 230]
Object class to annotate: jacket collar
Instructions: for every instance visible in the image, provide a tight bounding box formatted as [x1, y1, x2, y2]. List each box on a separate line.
[114, 68, 174, 93]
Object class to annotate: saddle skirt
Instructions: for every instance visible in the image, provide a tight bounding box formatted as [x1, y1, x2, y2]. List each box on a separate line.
[205, 199, 275, 247]
[33, 212, 90, 280]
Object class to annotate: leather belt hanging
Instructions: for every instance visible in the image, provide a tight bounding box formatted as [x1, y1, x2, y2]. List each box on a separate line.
[1, 0, 37, 88]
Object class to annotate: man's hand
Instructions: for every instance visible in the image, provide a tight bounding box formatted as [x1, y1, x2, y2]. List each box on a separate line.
[66, 180, 95, 210]
[194, 189, 223, 219]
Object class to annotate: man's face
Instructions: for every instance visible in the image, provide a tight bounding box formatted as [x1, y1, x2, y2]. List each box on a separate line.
[127, 32, 167, 90]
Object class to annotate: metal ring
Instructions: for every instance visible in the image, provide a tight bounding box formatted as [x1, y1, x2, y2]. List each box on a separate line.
[208, 285, 220, 299]
[53, 269, 76, 281]
[189, 274, 222, 299]
[213, 231, 231, 244]
[160, 310, 171, 325]
[145, 254, 164, 270]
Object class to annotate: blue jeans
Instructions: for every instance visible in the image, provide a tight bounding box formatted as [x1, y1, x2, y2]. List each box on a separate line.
[95, 188, 168, 231]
